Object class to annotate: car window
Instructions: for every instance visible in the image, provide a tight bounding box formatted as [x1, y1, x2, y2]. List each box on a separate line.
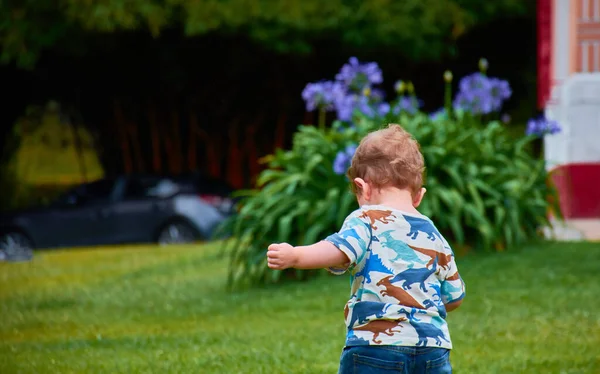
[55, 179, 115, 206]
[83, 179, 115, 200]
[173, 175, 234, 196]
[124, 178, 179, 199]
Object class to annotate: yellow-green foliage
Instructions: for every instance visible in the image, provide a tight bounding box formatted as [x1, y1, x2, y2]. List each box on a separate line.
[2, 103, 105, 210]
[14, 107, 104, 185]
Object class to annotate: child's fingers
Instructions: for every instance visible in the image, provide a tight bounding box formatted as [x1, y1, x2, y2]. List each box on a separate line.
[266, 243, 289, 270]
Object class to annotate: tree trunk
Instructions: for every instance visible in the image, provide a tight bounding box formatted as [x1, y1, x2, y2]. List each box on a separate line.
[127, 120, 145, 173]
[246, 112, 263, 185]
[275, 110, 287, 151]
[113, 100, 133, 174]
[207, 134, 221, 179]
[227, 121, 242, 189]
[190, 118, 222, 179]
[171, 108, 183, 175]
[188, 109, 198, 172]
[164, 106, 183, 175]
[148, 103, 162, 174]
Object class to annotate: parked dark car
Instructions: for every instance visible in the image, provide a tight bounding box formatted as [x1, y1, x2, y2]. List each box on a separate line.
[0, 175, 235, 260]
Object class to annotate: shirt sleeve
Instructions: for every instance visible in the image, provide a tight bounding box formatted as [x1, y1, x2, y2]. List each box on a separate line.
[323, 210, 372, 275]
[439, 252, 466, 304]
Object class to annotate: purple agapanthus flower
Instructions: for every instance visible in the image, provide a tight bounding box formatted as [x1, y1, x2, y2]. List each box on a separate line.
[429, 108, 448, 121]
[458, 72, 492, 94]
[358, 98, 375, 118]
[369, 88, 386, 102]
[454, 72, 512, 115]
[453, 91, 494, 115]
[377, 102, 391, 116]
[357, 101, 390, 118]
[335, 57, 383, 92]
[333, 144, 357, 175]
[526, 115, 561, 136]
[333, 93, 386, 121]
[489, 77, 512, 111]
[392, 96, 422, 115]
[301, 81, 345, 111]
[334, 94, 360, 122]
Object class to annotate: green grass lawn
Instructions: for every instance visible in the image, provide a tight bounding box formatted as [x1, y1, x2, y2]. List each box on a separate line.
[1, 241, 599, 373]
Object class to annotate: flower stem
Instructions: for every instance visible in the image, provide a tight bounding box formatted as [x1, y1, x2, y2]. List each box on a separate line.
[318, 108, 326, 130]
[444, 81, 452, 114]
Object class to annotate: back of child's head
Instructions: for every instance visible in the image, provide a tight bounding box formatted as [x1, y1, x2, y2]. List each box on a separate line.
[347, 124, 424, 196]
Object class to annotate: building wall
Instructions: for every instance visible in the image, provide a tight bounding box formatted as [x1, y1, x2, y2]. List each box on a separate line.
[575, 0, 600, 72]
[543, 1, 600, 220]
[546, 0, 600, 99]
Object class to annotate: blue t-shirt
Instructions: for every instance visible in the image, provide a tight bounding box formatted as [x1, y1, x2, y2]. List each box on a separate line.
[325, 205, 465, 349]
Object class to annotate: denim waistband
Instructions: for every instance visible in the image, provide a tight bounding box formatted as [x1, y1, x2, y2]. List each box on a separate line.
[346, 345, 450, 356]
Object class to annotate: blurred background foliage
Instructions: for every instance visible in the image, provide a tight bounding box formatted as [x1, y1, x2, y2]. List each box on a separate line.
[1, 0, 532, 67]
[0, 0, 538, 212]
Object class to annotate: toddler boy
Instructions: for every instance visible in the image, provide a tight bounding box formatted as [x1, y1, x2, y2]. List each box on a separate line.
[267, 124, 465, 373]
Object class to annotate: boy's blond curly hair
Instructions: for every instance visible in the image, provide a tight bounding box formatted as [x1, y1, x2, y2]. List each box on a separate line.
[347, 124, 425, 196]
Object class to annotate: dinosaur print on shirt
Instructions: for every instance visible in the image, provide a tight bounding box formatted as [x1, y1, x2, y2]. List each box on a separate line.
[380, 230, 428, 267]
[325, 205, 465, 349]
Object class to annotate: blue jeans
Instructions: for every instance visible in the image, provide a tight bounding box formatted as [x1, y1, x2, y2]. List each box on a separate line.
[338, 345, 452, 374]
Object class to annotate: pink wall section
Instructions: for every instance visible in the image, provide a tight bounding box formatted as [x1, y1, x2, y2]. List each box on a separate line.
[575, 0, 600, 72]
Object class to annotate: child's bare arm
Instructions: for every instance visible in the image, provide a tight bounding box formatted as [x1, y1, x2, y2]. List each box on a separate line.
[267, 241, 349, 270]
[444, 299, 463, 312]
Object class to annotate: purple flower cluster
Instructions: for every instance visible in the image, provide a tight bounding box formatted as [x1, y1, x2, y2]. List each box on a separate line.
[301, 81, 345, 112]
[333, 144, 357, 175]
[302, 57, 386, 121]
[351, 89, 390, 119]
[333, 94, 358, 121]
[358, 101, 391, 119]
[453, 73, 512, 115]
[302, 58, 520, 127]
[369, 88, 386, 102]
[392, 96, 422, 115]
[429, 108, 448, 121]
[526, 115, 561, 136]
[336, 57, 383, 92]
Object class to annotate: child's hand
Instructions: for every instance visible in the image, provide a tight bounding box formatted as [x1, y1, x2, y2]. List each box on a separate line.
[267, 243, 298, 270]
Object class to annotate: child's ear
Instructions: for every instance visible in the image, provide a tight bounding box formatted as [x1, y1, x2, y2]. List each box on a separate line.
[353, 178, 370, 200]
[413, 187, 426, 207]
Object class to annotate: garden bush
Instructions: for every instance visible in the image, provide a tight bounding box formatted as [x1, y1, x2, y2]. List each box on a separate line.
[220, 58, 561, 289]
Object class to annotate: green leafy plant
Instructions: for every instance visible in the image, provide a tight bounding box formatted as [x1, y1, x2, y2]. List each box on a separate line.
[220, 122, 361, 288]
[219, 59, 561, 289]
[397, 110, 559, 252]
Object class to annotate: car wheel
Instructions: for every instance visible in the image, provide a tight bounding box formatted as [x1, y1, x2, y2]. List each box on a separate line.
[0, 232, 34, 262]
[157, 222, 198, 245]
